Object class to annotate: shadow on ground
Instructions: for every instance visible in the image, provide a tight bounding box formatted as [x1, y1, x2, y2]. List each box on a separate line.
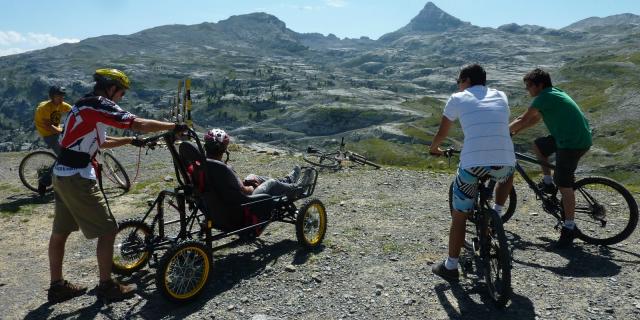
[24, 237, 323, 319]
[508, 232, 623, 278]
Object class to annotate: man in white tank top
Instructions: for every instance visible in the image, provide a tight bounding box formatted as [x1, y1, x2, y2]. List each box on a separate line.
[429, 64, 515, 281]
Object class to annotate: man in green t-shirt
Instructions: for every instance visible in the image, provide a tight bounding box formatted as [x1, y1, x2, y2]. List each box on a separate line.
[504, 68, 592, 247]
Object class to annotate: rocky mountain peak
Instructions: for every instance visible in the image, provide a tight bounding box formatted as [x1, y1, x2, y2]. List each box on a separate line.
[563, 13, 640, 31]
[219, 12, 288, 31]
[405, 2, 468, 32]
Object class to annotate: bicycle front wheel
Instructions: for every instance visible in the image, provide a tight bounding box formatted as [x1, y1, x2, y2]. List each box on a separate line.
[349, 153, 381, 169]
[102, 152, 131, 191]
[480, 209, 512, 308]
[19, 150, 57, 193]
[572, 176, 638, 245]
[303, 152, 339, 169]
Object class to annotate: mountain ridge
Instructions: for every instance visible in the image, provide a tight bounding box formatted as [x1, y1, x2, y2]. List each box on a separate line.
[0, 2, 639, 188]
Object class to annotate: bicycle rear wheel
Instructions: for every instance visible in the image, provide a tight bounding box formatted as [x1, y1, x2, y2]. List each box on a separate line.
[480, 209, 512, 308]
[572, 176, 638, 245]
[19, 150, 57, 193]
[303, 152, 339, 169]
[448, 182, 516, 224]
[101, 151, 131, 191]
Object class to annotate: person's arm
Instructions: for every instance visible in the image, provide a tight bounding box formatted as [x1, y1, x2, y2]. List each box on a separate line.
[101, 136, 135, 149]
[130, 118, 177, 133]
[509, 107, 542, 136]
[429, 116, 454, 155]
[48, 123, 63, 134]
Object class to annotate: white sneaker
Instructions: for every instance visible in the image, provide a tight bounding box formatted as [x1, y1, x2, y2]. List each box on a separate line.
[296, 168, 315, 187]
[287, 165, 301, 184]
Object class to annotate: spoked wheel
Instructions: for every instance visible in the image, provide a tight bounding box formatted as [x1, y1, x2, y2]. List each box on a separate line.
[448, 182, 517, 224]
[303, 152, 339, 169]
[572, 176, 638, 245]
[19, 150, 57, 193]
[495, 186, 517, 224]
[296, 199, 327, 248]
[112, 219, 153, 276]
[101, 151, 131, 191]
[479, 209, 512, 308]
[156, 240, 211, 302]
[349, 153, 381, 169]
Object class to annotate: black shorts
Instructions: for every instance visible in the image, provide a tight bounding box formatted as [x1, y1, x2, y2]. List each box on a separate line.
[534, 136, 589, 188]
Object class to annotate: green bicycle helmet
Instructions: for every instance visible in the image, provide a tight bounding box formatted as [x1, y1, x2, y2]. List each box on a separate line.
[93, 68, 130, 90]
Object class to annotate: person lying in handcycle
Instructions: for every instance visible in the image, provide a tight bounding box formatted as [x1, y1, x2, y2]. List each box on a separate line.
[202, 128, 314, 197]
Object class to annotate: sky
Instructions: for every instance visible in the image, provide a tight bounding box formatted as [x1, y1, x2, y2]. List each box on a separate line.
[1, 0, 639, 57]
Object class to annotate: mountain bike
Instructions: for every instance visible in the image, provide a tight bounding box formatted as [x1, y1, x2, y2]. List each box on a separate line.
[304, 137, 381, 170]
[18, 148, 131, 193]
[443, 148, 512, 308]
[499, 152, 638, 246]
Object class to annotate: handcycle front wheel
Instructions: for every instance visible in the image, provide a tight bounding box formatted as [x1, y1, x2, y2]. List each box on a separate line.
[480, 209, 512, 308]
[296, 199, 328, 249]
[112, 219, 153, 276]
[101, 151, 131, 191]
[572, 176, 638, 245]
[156, 240, 212, 302]
[303, 152, 339, 169]
[18, 150, 57, 193]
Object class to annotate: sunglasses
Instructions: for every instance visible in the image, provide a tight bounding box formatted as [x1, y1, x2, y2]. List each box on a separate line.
[456, 78, 465, 84]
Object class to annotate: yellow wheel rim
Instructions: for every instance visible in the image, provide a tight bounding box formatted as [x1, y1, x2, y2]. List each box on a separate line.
[303, 203, 327, 246]
[164, 245, 210, 300]
[113, 226, 150, 270]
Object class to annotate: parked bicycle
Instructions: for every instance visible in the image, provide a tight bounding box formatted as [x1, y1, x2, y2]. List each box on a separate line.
[18, 148, 131, 194]
[442, 148, 512, 308]
[304, 137, 381, 170]
[498, 152, 638, 246]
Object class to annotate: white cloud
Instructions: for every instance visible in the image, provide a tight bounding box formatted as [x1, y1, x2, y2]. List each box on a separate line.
[0, 48, 26, 57]
[0, 30, 80, 57]
[326, 0, 347, 8]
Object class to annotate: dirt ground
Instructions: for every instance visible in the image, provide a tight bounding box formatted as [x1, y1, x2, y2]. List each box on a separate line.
[1, 146, 640, 320]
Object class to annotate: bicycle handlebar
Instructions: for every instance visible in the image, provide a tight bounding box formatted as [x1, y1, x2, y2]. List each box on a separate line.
[141, 127, 197, 150]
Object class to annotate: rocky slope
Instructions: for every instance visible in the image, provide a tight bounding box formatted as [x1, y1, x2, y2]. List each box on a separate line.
[0, 1, 639, 188]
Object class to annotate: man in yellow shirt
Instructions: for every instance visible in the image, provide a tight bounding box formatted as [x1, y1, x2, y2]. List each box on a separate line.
[34, 86, 72, 155]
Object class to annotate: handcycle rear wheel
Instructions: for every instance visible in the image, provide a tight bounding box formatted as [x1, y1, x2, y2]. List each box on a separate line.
[303, 152, 339, 169]
[112, 219, 153, 275]
[156, 240, 211, 302]
[572, 176, 638, 245]
[479, 209, 512, 308]
[101, 151, 131, 191]
[19, 150, 56, 193]
[296, 199, 327, 248]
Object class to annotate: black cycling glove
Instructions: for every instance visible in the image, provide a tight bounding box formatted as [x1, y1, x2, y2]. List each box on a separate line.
[130, 137, 146, 147]
[173, 124, 189, 133]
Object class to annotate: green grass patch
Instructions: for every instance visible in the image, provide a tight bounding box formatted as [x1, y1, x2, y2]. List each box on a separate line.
[347, 138, 455, 172]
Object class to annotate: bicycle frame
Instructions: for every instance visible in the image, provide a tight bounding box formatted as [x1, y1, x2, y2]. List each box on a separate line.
[513, 152, 565, 224]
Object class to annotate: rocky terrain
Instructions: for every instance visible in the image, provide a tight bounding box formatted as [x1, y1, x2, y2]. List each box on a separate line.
[1, 143, 639, 319]
[0, 2, 639, 187]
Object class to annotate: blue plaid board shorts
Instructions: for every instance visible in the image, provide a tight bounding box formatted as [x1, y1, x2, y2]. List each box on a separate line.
[451, 166, 515, 213]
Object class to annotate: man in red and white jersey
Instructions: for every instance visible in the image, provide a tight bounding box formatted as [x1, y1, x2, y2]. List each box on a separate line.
[47, 68, 188, 303]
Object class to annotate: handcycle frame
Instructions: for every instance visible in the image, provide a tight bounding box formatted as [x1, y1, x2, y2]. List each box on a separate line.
[113, 128, 326, 302]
